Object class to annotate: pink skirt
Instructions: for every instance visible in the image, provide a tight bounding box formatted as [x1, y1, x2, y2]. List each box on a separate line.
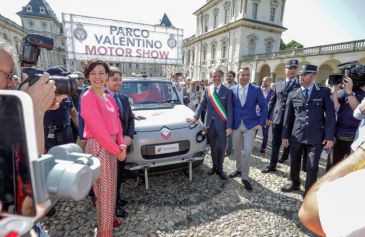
[85, 138, 118, 237]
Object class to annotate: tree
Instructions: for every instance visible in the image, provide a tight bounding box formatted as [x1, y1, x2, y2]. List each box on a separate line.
[280, 40, 304, 50]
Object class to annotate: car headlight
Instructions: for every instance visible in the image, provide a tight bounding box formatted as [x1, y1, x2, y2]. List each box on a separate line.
[196, 129, 207, 143]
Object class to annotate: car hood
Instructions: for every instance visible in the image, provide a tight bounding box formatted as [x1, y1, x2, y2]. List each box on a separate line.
[134, 105, 195, 131]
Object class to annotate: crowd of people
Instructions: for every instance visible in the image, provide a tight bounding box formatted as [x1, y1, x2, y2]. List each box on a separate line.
[1, 32, 365, 236]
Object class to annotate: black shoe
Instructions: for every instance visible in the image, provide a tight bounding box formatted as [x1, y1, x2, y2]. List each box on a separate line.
[281, 183, 300, 193]
[229, 170, 242, 178]
[207, 168, 216, 175]
[116, 207, 129, 218]
[217, 171, 228, 180]
[259, 148, 265, 154]
[278, 158, 287, 163]
[241, 179, 253, 191]
[261, 167, 276, 173]
[46, 207, 56, 217]
[117, 199, 128, 207]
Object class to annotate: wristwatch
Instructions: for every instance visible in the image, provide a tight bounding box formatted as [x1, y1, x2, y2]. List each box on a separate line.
[346, 91, 356, 97]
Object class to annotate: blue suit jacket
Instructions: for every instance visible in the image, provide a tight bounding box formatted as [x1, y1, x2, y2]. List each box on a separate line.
[231, 83, 268, 130]
[194, 84, 233, 131]
[282, 85, 336, 145]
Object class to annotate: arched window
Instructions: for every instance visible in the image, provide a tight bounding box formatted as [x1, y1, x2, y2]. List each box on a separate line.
[213, 8, 219, 29]
[224, 1, 231, 24]
[265, 37, 274, 53]
[252, 1, 259, 20]
[221, 39, 228, 59]
[192, 48, 195, 64]
[211, 41, 217, 61]
[270, 0, 278, 22]
[247, 34, 258, 55]
[232, 0, 236, 18]
[204, 14, 209, 33]
[202, 44, 207, 61]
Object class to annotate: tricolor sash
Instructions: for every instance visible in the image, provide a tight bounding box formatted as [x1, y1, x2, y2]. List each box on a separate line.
[207, 86, 227, 122]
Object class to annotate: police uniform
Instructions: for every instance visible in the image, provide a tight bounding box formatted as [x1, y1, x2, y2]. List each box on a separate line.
[43, 67, 76, 151]
[263, 59, 301, 173]
[44, 97, 75, 151]
[282, 65, 336, 193]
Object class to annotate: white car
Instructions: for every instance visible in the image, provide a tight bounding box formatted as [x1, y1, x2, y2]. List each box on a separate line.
[120, 78, 207, 188]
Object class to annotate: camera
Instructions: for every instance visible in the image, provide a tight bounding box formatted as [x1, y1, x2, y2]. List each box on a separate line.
[19, 34, 78, 99]
[328, 61, 365, 88]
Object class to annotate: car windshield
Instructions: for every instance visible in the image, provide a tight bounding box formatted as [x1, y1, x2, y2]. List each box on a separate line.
[120, 81, 181, 110]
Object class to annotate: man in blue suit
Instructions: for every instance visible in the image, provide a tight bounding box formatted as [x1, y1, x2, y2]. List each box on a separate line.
[229, 67, 268, 190]
[187, 68, 233, 180]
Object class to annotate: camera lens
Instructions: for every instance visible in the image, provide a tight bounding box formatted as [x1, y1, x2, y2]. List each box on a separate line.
[50, 76, 78, 99]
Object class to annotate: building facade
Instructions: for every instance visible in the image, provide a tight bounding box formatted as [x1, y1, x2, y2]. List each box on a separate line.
[0, 14, 27, 75]
[17, 0, 67, 70]
[183, 0, 286, 81]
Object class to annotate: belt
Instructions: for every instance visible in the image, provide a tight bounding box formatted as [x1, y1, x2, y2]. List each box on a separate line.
[336, 135, 354, 142]
[47, 124, 71, 129]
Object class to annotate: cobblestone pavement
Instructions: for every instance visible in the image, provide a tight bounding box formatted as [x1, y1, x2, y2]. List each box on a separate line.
[42, 136, 324, 237]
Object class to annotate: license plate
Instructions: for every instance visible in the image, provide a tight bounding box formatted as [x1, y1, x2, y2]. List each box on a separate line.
[155, 143, 179, 154]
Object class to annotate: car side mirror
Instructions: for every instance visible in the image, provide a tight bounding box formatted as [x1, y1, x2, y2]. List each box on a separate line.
[183, 96, 190, 105]
[0, 91, 100, 236]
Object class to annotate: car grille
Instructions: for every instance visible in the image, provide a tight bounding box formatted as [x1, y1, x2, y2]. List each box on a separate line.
[141, 140, 190, 159]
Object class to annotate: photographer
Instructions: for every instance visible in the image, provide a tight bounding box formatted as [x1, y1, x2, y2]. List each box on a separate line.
[0, 38, 59, 154]
[328, 76, 365, 169]
[0, 37, 59, 237]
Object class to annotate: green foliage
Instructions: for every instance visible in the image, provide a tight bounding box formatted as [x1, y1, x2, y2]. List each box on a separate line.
[280, 40, 304, 50]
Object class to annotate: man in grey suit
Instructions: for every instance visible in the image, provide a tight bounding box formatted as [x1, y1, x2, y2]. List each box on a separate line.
[229, 67, 268, 191]
[187, 68, 233, 179]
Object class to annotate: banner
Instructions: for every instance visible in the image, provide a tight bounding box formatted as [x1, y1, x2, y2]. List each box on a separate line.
[62, 13, 183, 65]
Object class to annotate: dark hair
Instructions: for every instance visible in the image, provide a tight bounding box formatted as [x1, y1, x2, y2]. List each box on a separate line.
[174, 72, 183, 77]
[226, 70, 236, 78]
[210, 67, 224, 78]
[109, 66, 122, 77]
[84, 59, 110, 79]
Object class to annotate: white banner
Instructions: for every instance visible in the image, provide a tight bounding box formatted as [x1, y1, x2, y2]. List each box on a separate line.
[62, 13, 183, 65]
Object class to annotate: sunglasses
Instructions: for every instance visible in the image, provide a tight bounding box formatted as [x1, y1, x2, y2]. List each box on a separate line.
[0, 68, 14, 81]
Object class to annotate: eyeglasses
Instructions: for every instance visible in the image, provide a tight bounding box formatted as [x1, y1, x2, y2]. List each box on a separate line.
[0, 68, 14, 81]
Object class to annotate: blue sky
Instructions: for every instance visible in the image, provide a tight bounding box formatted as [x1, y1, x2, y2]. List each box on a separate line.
[2, 0, 365, 48]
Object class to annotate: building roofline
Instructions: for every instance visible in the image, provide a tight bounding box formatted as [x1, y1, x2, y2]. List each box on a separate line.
[0, 14, 28, 35]
[183, 18, 286, 46]
[193, 0, 220, 15]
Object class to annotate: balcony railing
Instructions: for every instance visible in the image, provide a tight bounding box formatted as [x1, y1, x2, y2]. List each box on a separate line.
[240, 39, 365, 62]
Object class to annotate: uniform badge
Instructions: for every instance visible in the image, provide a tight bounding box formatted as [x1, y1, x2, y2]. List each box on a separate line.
[73, 23, 87, 43]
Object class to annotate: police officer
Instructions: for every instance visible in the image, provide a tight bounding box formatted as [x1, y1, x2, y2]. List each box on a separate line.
[262, 59, 301, 173]
[43, 67, 79, 151]
[281, 64, 336, 196]
[326, 75, 365, 169]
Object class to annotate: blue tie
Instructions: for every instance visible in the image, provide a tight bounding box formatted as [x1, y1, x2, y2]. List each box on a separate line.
[304, 89, 309, 100]
[113, 93, 125, 121]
